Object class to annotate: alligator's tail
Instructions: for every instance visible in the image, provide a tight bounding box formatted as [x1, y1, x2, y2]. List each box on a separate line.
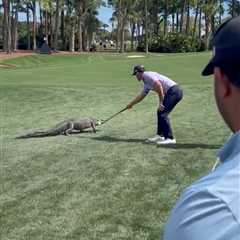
[16, 130, 59, 139]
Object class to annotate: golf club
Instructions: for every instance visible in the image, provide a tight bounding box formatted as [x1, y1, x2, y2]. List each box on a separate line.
[101, 107, 128, 125]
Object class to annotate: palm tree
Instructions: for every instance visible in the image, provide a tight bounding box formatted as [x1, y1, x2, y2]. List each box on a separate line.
[53, 0, 61, 51]
[85, 9, 100, 50]
[191, 0, 201, 41]
[128, 8, 140, 51]
[28, 0, 37, 50]
[109, 16, 116, 39]
[180, 0, 187, 33]
[65, 0, 76, 52]
[202, 0, 218, 50]
[11, 0, 21, 51]
[3, 0, 11, 53]
[75, 0, 103, 52]
[144, 0, 148, 53]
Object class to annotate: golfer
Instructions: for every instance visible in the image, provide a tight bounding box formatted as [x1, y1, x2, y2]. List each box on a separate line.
[126, 65, 183, 144]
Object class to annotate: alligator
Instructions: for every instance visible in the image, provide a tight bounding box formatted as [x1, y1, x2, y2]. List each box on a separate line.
[16, 118, 102, 139]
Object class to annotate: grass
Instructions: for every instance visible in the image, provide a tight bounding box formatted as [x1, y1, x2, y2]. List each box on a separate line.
[0, 52, 230, 240]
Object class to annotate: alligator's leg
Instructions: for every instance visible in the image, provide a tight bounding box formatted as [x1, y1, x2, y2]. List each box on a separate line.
[91, 122, 96, 133]
[65, 122, 74, 136]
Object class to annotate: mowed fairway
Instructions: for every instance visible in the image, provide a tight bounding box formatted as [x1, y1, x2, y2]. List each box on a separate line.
[0, 53, 230, 240]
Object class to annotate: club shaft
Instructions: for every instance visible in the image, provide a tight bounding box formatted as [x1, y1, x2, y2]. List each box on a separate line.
[101, 108, 127, 125]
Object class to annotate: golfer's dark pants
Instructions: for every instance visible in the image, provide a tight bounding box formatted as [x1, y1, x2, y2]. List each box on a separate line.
[157, 85, 183, 139]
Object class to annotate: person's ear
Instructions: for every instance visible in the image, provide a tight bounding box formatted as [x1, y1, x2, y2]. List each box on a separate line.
[214, 67, 232, 98]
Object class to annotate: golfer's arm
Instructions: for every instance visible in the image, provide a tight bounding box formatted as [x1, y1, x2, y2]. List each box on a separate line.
[153, 81, 164, 103]
[128, 92, 147, 107]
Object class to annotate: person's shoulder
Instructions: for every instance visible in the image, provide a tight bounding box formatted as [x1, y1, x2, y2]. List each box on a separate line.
[142, 71, 154, 80]
[164, 160, 240, 240]
[143, 71, 160, 80]
[173, 167, 226, 211]
[156, 72, 173, 80]
[164, 181, 240, 240]
[143, 71, 152, 77]
[178, 162, 240, 215]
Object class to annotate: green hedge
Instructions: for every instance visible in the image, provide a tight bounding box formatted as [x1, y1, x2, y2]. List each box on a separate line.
[137, 33, 205, 53]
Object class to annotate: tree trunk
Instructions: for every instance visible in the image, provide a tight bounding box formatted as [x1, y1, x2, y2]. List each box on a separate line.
[137, 22, 141, 45]
[163, 0, 168, 36]
[53, 0, 60, 51]
[120, 21, 125, 53]
[130, 21, 135, 51]
[0, 6, 3, 44]
[32, 1, 37, 50]
[84, 27, 89, 51]
[50, 11, 54, 48]
[69, 23, 75, 52]
[45, 10, 49, 44]
[3, 0, 7, 51]
[198, 8, 202, 40]
[119, 7, 126, 53]
[11, 3, 15, 51]
[78, 17, 83, 52]
[39, 0, 44, 36]
[61, 9, 65, 48]
[172, 14, 175, 32]
[65, 15, 70, 51]
[176, 11, 179, 32]
[192, 2, 199, 38]
[185, 0, 190, 34]
[204, 13, 211, 50]
[153, 10, 158, 35]
[145, 0, 148, 53]
[116, 5, 121, 52]
[27, 3, 31, 50]
[11, 1, 19, 51]
[88, 31, 93, 51]
[40, 1, 43, 26]
[211, 14, 215, 36]
[3, 0, 11, 53]
[180, 0, 186, 33]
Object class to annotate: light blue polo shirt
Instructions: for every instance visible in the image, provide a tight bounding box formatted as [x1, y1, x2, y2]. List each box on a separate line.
[163, 131, 240, 240]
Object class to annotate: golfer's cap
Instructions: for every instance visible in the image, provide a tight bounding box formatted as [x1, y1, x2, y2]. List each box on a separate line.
[132, 65, 145, 75]
[202, 16, 240, 76]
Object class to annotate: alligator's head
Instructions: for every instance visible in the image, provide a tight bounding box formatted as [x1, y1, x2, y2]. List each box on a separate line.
[96, 119, 102, 126]
[92, 118, 102, 126]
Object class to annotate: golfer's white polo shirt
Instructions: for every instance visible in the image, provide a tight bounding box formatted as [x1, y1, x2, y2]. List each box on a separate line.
[142, 71, 176, 94]
[163, 131, 240, 240]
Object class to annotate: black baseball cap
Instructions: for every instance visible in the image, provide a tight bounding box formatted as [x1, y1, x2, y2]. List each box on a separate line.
[202, 16, 240, 76]
[132, 65, 145, 75]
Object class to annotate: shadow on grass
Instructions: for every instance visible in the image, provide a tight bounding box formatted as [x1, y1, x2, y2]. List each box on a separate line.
[15, 130, 98, 139]
[92, 135, 221, 149]
[92, 135, 147, 144]
[159, 143, 221, 149]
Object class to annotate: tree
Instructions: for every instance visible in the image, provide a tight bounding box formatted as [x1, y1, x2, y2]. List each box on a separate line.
[202, 0, 218, 50]
[27, 0, 37, 50]
[53, 0, 61, 51]
[144, 0, 148, 53]
[3, 0, 11, 53]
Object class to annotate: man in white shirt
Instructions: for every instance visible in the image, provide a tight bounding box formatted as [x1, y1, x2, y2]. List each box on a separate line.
[126, 65, 183, 145]
[163, 16, 240, 240]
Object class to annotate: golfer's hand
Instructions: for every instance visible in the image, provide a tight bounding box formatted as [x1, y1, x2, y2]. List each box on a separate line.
[126, 103, 133, 109]
[158, 104, 165, 111]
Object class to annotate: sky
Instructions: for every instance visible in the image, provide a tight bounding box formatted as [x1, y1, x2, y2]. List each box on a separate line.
[98, 5, 113, 29]
[16, 3, 113, 30]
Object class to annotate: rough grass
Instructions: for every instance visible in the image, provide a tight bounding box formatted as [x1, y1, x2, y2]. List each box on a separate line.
[0, 52, 230, 240]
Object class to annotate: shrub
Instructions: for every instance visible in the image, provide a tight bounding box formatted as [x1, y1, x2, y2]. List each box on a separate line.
[137, 33, 204, 53]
